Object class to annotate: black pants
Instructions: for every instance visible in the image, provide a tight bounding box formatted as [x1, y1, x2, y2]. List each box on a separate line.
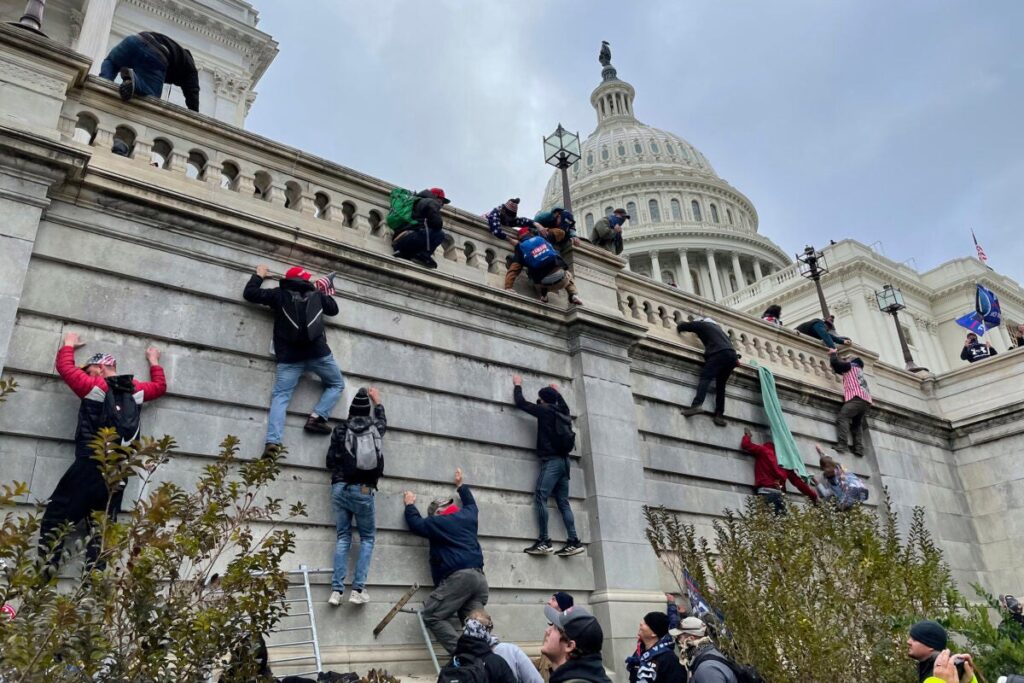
[393, 226, 445, 258]
[38, 457, 123, 569]
[691, 349, 738, 416]
[757, 489, 786, 515]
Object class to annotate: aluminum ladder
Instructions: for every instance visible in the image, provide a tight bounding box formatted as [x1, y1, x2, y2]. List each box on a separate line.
[266, 565, 327, 677]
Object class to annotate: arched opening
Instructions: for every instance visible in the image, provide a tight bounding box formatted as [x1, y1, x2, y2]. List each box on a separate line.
[341, 201, 356, 227]
[711, 203, 720, 223]
[220, 161, 240, 190]
[73, 112, 98, 145]
[150, 138, 173, 170]
[284, 181, 302, 210]
[605, 206, 614, 217]
[626, 201, 637, 223]
[314, 192, 330, 219]
[253, 171, 272, 200]
[185, 150, 207, 180]
[648, 199, 661, 223]
[601, 147, 609, 161]
[368, 209, 383, 233]
[690, 270, 701, 296]
[727, 208, 734, 225]
[691, 200, 702, 222]
[112, 125, 136, 157]
[670, 198, 682, 221]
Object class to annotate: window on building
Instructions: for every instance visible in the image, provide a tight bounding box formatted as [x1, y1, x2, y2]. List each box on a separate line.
[634, 141, 643, 154]
[690, 270, 701, 296]
[648, 199, 661, 222]
[617, 143, 626, 156]
[586, 152, 594, 167]
[626, 201, 637, 222]
[601, 147, 609, 161]
[585, 213, 595, 231]
[650, 141, 660, 154]
[670, 199, 682, 221]
[711, 203, 720, 223]
[666, 143, 675, 155]
[691, 200, 702, 222]
[727, 208, 734, 225]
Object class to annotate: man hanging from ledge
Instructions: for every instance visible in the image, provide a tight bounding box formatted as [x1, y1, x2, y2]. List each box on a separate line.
[99, 32, 200, 112]
[795, 314, 851, 350]
[677, 316, 740, 427]
[829, 350, 872, 457]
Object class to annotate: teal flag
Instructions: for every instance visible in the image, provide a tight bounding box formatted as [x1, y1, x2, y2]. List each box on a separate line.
[751, 361, 807, 477]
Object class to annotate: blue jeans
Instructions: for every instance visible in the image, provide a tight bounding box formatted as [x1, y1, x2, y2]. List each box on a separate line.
[534, 457, 577, 542]
[265, 354, 345, 445]
[331, 483, 376, 591]
[99, 35, 166, 97]
[810, 321, 847, 349]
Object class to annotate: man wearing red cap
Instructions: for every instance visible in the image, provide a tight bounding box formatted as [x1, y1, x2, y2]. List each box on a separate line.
[391, 188, 450, 269]
[244, 264, 344, 457]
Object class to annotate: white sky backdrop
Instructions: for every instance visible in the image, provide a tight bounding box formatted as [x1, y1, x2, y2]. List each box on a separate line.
[246, 1, 1024, 281]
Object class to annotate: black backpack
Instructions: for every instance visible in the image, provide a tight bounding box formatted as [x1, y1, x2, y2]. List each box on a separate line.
[692, 651, 764, 683]
[281, 289, 325, 343]
[102, 375, 141, 445]
[553, 410, 576, 455]
[436, 652, 488, 683]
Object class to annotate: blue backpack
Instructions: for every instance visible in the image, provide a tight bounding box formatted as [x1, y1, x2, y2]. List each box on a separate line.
[520, 235, 557, 271]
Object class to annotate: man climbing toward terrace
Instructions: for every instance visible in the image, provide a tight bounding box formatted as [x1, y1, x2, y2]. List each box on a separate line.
[534, 206, 580, 249]
[795, 314, 851, 349]
[677, 316, 739, 426]
[389, 187, 450, 269]
[740, 427, 818, 514]
[505, 227, 583, 306]
[38, 331, 167, 570]
[99, 32, 200, 112]
[829, 350, 872, 457]
[244, 264, 343, 458]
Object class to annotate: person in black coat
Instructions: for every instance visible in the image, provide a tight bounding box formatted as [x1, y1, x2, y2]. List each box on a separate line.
[243, 264, 344, 457]
[513, 376, 583, 558]
[392, 188, 450, 269]
[99, 32, 200, 111]
[961, 332, 997, 363]
[442, 611, 516, 683]
[404, 468, 489, 654]
[677, 317, 739, 427]
[627, 612, 688, 683]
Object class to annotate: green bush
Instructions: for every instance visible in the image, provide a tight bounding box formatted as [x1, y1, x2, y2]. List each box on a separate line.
[947, 585, 1024, 679]
[644, 497, 960, 682]
[0, 376, 307, 682]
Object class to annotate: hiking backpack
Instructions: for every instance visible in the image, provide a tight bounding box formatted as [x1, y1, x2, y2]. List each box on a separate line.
[519, 235, 558, 271]
[692, 652, 765, 683]
[387, 187, 419, 232]
[436, 652, 488, 683]
[102, 375, 141, 445]
[281, 290, 326, 343]
[553, 411, 576, 455]
[339, 421, 384, 481]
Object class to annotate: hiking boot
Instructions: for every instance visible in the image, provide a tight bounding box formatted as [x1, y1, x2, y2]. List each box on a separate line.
[118, 68, 135, 101]
[555, 540, 585, 557]
[712, 415, 727, 427]
[328, 590, 343, 606]
[524, 539, 554, 555]
[349, 589, 370, 605]
[680, 406, 702, 417]
[261, 442, 282, 460]
[304, 414, 331, 434]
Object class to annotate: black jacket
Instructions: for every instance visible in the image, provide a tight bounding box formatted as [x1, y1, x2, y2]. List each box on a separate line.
[405, 485, 484, 586]
[513, 385, 571, 460]
[550, 653, 613, 683]
[961, 341, 997, 363]
[411, 189, 445, 232]
[140, 32, 200, 111]
[243, 275, 339, 363]
[676, 320, 734, 357]
[447, 635, 516, 683]
[630, 646, 687, 683]
[326, 404, 387, 487]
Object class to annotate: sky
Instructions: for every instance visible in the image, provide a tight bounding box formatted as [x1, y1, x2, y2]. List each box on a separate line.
[246, 1, 1024, 282]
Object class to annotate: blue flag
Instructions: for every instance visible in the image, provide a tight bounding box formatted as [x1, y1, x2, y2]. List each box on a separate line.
[976, 285, 1002, 327]
[956, 312, 987, 336]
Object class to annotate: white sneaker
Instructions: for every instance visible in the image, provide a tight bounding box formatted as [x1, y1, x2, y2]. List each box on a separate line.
[349, 589, 370, 605]
[328, 590, 343, 606]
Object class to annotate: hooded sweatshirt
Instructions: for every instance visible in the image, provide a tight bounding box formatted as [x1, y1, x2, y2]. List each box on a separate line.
[550, 653, 613, 683]
[449, 634, 516, 683]
[243, 275, 339, 363]
[513, 385, 573, 460]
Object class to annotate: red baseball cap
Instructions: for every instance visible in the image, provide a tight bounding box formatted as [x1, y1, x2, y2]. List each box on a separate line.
[429, 187, 452, 204]
[285, 266, 311, 281]
[517, 226, 531, 238]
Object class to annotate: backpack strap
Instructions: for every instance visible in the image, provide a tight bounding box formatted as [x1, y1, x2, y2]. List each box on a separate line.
[692, 651, 735, 673]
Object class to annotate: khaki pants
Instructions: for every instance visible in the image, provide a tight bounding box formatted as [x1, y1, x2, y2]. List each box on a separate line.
[535, 269, 577, 298]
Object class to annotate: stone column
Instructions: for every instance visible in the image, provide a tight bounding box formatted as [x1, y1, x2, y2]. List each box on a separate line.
[705, 250, 722, 300]
[650, 251, 662, 283]
[753, 259, 764, 281]
[75, 0, 119, 75]
[678, 249, 694, 293]
[731, 252, 745, 292]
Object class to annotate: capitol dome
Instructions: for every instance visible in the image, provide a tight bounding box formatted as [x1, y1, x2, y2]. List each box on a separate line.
[543, 51, 791, 301]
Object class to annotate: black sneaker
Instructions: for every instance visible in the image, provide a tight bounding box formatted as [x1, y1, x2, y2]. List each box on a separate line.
[524, 540, 554, 555]
[304, 414, 331, 434]
[680, 406, 702, 417]
[261, 443, 282, 460]
[555, 540, 585, 557]
[712, 415, 727, 427]
[118, 68, 135, 101]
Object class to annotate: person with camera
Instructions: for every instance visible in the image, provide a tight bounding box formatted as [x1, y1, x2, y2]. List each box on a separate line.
[924, 649, 978, 683]
[909, 620, 978, 683]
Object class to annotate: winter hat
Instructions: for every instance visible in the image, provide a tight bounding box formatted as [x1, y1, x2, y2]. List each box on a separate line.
[850, 357, 864, 368]
[643, 611, 670, 638]
[285, 266, 311, 281]
[429, 187, 451, 204]
[544, 605, 604, 655]
[560, 210, 576, 228]
[552, 591, 574, 611]
[428, 496, 457, 517]
[538, 386, 561, 404]
[909, 620, 947, 651]
[503, 198, 520, 213]
[349, 388, 371, 418]
[80, 353, 116, 370]
[669, 616, 707, 638]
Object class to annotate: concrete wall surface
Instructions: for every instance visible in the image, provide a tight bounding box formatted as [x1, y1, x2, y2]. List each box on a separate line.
[2, 25, 1024, 679]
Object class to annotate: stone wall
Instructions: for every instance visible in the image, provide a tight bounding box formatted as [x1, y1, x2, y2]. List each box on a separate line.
[1, 25, 1023, 680]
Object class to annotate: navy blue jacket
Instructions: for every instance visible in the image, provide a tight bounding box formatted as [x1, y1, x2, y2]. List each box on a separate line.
[405, 485, 484, 586]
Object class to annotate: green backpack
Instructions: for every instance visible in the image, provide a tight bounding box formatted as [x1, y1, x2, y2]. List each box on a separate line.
[386, 187, 419, 232]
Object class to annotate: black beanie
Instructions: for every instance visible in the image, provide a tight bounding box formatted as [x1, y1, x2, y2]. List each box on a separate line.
[644, 611, 670, 638]
[349, 388, 371, 418]
[538, 387, 561, 404]
[909, 620, 947, 651]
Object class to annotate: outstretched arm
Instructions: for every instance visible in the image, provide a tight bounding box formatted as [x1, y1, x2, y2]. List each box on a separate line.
[243, 266, 277, 306]
[513, 376, 542, 416]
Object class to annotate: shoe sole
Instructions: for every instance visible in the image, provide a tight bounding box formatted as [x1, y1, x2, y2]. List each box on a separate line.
[524, 548, 554, 556]
[556, 547, 585, 557]
[349, 597, 369, 605]
[304, 427, 332, 434]
[118, 68, 134, 101]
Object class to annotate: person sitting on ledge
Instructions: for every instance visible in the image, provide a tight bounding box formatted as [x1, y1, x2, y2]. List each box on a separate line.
[795, 314, 851, 349]
[99, 32, 200, 111]
[740, 427, 819, 515]
[534, 206, 580, 249]
[392, 188, 450, 269]
[505, 227, 583, 306]
[761, 304, 783, 327]
[961, 332, 997, 363]
[677, 316, 740, 427]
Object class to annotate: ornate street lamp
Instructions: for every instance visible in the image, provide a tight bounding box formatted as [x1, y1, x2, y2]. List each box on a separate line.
[796, 244, 830, 319]
[875, 284, 928, 372]
[543, 123, 581, 212]
[9, 0, 47, 35]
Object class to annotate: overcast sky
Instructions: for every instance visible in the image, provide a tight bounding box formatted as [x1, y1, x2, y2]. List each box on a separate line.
[246, 1, 1024, 282]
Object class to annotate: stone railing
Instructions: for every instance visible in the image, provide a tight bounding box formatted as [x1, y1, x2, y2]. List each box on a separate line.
[719, 261, 802, 308]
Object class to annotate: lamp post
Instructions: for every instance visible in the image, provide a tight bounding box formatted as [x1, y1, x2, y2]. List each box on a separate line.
[796, 244, 830, 319]
[543, 123, 581, 212]
[10, 0, 47, 34]
[875, 284, 928, 372]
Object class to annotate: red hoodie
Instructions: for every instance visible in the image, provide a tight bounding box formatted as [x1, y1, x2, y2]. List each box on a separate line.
[739, 434, 818, 501]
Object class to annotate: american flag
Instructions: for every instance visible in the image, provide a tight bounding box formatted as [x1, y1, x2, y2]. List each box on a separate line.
[972, 229, 988, 264]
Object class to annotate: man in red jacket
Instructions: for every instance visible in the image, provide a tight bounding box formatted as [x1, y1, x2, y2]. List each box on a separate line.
[38, 331, 167, 569]
[740, 428, 818, 514]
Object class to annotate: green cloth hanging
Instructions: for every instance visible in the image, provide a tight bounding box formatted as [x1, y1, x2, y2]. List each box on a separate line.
[750, 361, 808, 477]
